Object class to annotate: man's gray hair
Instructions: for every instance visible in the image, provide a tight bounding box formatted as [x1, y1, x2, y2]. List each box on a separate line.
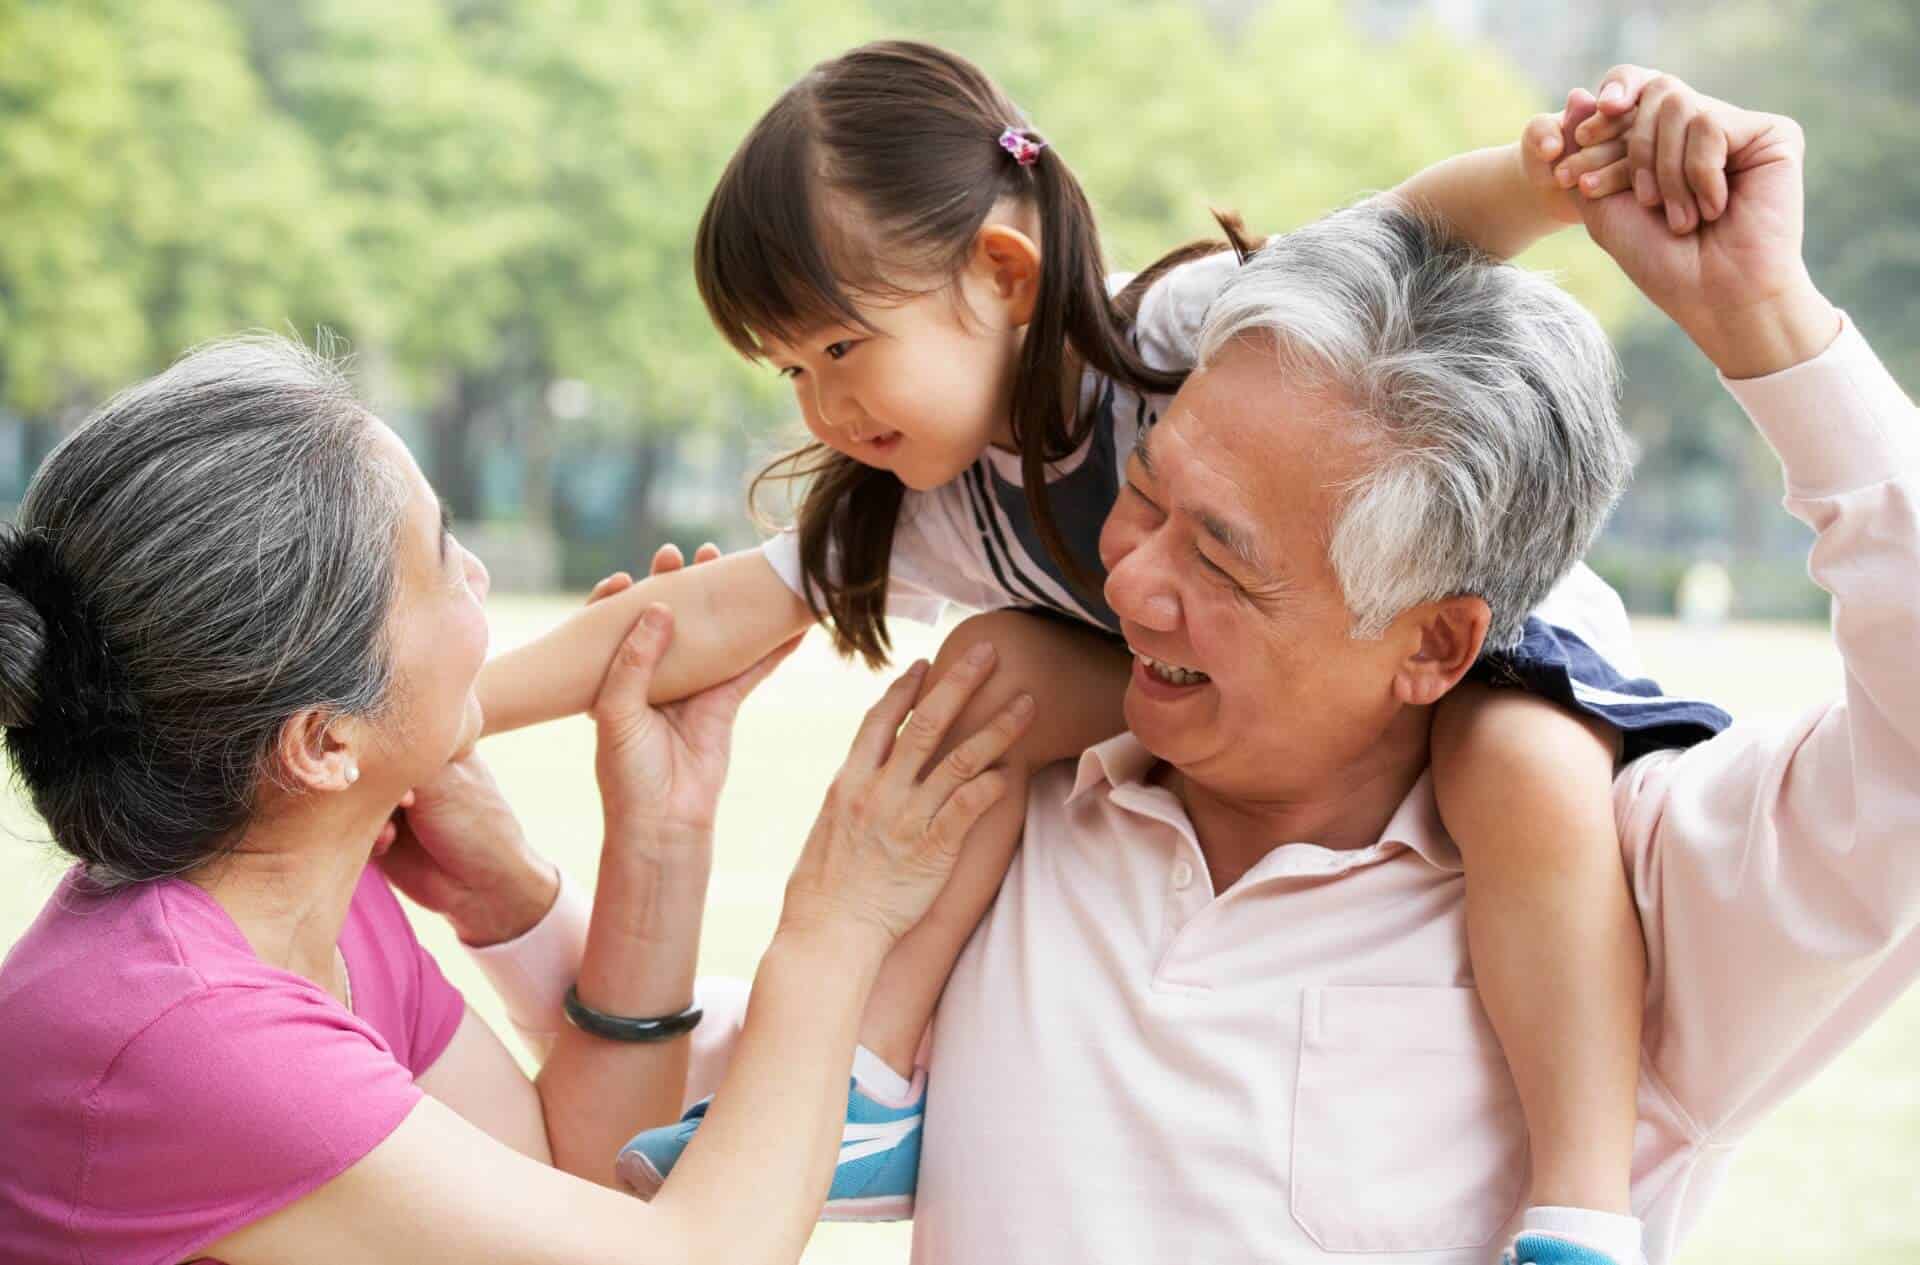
[1196, 201, 1631, 650]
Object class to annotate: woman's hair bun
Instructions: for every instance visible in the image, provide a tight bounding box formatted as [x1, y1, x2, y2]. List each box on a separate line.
[0, 531, 54, 729]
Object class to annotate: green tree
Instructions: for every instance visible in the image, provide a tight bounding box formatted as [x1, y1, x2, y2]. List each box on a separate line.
[0, 0, 348, 464]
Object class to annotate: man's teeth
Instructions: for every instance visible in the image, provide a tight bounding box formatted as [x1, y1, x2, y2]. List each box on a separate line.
[1138, 653, 1210, 686]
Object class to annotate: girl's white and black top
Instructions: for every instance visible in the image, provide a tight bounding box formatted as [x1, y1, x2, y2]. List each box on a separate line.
[760, 250, 1729, 760]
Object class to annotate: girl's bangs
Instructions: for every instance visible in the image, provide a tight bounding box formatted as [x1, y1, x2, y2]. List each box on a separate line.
[695, 108, 886, 360]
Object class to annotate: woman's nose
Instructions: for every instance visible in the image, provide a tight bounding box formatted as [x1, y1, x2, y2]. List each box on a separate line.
[467, 548, 492, 602]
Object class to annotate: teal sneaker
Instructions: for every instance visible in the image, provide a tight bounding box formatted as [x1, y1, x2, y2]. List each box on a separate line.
[1503, 1232, 1628, 1265]
[616, 1074, 925, 1221]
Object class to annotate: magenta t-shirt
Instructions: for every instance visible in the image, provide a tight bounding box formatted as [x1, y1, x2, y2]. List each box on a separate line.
[0, 864, 467, 1265]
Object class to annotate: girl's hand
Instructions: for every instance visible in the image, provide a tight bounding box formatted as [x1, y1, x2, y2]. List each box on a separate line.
[1520, 91, 1599, 225]
[781, 642, 1036, 947]
[590, 543, 802, 835]
[1521, 87, 1638, 225]
[1568, 65, 1743, 235]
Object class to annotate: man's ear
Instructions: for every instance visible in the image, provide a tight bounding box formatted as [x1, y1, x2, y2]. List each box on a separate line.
[1390, 595, 1491, 707]
[276, 708, 364, 795]
[969, 223, 1042, 326]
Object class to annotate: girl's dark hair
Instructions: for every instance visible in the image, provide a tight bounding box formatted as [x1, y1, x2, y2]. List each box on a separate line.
[698, 39, 1257, 665]
[0, 336, 407, 887]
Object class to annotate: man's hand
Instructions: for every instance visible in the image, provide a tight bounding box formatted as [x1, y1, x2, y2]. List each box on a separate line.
[1571, 66, 1840, 378]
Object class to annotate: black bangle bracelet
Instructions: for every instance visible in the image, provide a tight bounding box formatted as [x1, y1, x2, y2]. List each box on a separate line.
[563, 984, 704, 1043]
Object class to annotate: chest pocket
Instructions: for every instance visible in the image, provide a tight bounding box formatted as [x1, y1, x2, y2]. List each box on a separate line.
[1289, 985, 1527, 1253]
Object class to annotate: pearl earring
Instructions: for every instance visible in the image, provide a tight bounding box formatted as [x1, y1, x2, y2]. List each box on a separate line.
[344, 762, 359, 785]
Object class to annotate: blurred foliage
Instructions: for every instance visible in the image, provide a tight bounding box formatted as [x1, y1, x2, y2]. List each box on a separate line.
[1, 0, 1634, 541]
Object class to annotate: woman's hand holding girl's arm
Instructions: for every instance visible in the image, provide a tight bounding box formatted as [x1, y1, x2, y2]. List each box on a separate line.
[476, 546, 813, 737]
[536, 545, 804, 1184]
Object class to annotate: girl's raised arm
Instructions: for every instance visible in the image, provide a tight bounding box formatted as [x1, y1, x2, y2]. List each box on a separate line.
[1382, 89, 1632, 261]
[477, 549, 814, 737]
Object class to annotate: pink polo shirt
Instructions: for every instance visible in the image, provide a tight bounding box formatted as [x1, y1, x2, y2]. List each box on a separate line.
[477, 319, 1919, 1263]
[0, 865, 466, 1265]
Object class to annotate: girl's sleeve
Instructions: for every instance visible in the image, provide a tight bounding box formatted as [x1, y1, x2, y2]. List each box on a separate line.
[73, 985, 425, 1265]
[1129, 250, 1243, 374]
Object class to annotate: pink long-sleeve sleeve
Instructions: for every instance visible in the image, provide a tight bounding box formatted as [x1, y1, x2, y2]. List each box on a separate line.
[1619, 315, 1920, 1150]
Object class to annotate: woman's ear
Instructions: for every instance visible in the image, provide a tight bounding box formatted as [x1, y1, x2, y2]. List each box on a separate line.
[1391, 596, 1492, 707]
[970, 223, 1043, 326]
[276, 708, 364, 795]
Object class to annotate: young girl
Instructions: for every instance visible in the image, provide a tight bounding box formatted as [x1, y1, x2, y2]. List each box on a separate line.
[475, 42, 1726, 1262]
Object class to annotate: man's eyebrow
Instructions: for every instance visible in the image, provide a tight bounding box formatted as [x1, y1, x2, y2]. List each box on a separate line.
[1130, 433, 1268, 576]
[1197, 509, 1268, 576]
[1131, 436, 1157, 480]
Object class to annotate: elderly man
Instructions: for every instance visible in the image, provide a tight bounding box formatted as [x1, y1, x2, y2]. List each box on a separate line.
[901, 83, 1910, 1265]
[456, 76, 1911, 1265]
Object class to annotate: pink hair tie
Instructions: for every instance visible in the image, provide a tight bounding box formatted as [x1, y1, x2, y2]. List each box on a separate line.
[999, 127, 1045, 168]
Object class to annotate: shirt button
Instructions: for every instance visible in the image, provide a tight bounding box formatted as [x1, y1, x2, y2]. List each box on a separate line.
[1171, 860, 1194, 890]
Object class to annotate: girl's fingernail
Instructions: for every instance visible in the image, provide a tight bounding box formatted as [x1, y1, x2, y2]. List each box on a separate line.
[1012, 693, 1036, 716]
[1580, 172, 1600, 191]
[1556, 163, 1575, 188]
[1600, 82, 1625, 105]
[966, 642, 995, 667]
[1667, 201, 1686, 231]
[909, 659, 930, 678]
[642, 605, 669, 629]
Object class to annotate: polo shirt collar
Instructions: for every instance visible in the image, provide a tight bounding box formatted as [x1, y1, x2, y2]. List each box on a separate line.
[1068, 732, 1463, 874]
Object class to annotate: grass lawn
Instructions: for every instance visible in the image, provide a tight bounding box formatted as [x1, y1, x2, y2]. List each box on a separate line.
[1, 596, 1911, 1263]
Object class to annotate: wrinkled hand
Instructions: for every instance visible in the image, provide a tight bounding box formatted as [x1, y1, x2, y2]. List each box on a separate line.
[1567, 66, 1820, 359]
[378, 751, 556, 946]
[782, 642, 1035, 947]
[591, 542, 802, 835]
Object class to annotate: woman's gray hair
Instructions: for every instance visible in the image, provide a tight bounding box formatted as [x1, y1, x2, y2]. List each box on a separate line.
[0, 334, 408, 886]
[1196, 200, 1631, 651]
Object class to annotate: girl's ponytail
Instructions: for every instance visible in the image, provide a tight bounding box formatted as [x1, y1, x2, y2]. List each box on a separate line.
[1010, 140, 1189, 596]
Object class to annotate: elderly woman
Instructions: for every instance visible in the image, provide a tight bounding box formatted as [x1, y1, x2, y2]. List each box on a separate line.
[0, 337, 1029, 1265]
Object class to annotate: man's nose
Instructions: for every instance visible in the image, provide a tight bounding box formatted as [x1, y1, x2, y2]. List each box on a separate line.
[1103, 540, 1180, 632]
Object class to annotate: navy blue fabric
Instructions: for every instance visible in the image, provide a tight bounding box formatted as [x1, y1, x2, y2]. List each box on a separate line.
[1471, 616, 1732, 763]
[976, 380, 1126, 633]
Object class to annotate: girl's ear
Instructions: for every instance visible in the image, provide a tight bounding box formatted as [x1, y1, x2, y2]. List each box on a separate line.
[971, 223, 1043, 326]
[276, 708, 365, 795]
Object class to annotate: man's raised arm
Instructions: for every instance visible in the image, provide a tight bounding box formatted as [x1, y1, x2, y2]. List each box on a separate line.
[1578, 71, 1920, 1145]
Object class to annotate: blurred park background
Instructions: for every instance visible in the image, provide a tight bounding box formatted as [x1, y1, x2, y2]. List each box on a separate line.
[2, 0, 1916, 1261]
